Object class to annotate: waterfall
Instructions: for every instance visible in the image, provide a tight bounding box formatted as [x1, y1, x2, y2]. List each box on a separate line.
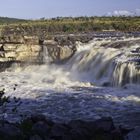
[3, 37, 140, 87]
[112, 43, 140, 86]
[64, 38, 140, 87]
[112, 62, 140, 86]
[42, 45, 53, 63]
[1, 37, 140, 126]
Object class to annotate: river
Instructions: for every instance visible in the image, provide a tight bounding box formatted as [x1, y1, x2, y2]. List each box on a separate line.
[0, 35, 140, 128]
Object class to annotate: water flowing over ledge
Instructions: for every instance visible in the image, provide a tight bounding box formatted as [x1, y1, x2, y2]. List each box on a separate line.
[65, 37, 140, 87]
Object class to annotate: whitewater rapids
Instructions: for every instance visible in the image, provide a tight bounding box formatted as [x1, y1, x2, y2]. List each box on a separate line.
[0, 36, 140, 128]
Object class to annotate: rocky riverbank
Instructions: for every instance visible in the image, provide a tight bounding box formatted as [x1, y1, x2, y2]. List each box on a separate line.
[1, 32, 105, 72]
[0, 90, 128, 140]
[0, 114, 133, 140]
[1, 32, 140, 72]
[0, 89, 138, 140]
[0, 35, 78, 71]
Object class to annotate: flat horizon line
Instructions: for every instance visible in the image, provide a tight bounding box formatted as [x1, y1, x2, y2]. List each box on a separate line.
[0, 15, 140, 21]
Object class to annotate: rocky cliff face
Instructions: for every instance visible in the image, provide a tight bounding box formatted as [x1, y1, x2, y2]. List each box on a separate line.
[0, 35, 77, 71]
[0, 36, 41, 64]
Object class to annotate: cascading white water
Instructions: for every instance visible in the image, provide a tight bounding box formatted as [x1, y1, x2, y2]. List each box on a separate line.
[5, 37, 140, 87]
[112, 62, 140, 87]
[63, 38, 140, 87]
[42, 45, 53, 63]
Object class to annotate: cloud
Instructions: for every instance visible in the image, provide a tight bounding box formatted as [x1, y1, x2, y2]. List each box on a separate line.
[106, 9, 140, 17]
[107, 10, 133, 16]
[114, 10, 133, 16]
[106, 8, 140, 16]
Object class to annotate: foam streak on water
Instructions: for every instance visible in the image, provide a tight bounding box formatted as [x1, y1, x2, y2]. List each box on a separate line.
[0, 37, 140, 128]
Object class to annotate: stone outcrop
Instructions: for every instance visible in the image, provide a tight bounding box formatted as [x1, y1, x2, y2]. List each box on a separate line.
[126, 127, 140, 140]
[0, 44, 41, 62]
[46, 42, 76, 63]
[0, 114, 130, 140]
[0, 35, 78, 70]
[0, 36, 41, 63]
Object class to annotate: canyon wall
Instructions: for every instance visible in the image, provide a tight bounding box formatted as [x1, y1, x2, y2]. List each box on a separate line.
[0, 35, 78, 71]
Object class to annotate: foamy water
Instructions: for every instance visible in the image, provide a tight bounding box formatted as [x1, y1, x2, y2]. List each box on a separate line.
[0, 37, 140, 128]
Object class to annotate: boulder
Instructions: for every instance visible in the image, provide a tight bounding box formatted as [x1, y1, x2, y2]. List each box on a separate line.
[46, 45, 76, 62]
[30, 135, 43, 140]
[125, 127, 140, 140]
[94, 117, 115, 132]
[50, 123, 69, 137]
[31, 121, 50, 137]
[0, 123, 22, 139]
[31, 114, 47, 123]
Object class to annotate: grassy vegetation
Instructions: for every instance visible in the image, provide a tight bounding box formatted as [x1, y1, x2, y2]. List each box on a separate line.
[0, 16, 140, 37]
[0, 16, 26, 24]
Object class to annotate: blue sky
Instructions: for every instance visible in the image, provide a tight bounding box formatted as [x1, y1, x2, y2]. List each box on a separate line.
[0, 0, 140, 19]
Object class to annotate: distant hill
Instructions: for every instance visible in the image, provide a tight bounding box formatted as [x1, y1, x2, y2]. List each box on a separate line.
[0, 17, 26, 24]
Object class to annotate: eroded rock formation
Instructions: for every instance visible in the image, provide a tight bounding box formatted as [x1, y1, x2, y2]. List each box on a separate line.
[0, 114, 129, 140]
[0, 35, 77, 71]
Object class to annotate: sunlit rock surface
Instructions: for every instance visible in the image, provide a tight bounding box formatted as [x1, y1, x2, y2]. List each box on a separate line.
[0, 35, 77, 69]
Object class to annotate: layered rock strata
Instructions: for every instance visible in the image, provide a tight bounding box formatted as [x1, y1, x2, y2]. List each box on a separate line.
[0, 36, 77, 71]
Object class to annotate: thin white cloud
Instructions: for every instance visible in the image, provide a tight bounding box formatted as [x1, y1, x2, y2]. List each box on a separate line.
[106, 9, 140, 17]
[113, 10, 133, 16]
[107, 10, 133, 16]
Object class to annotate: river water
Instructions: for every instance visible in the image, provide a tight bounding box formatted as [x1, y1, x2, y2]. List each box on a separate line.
[0, 36, 140, 128]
